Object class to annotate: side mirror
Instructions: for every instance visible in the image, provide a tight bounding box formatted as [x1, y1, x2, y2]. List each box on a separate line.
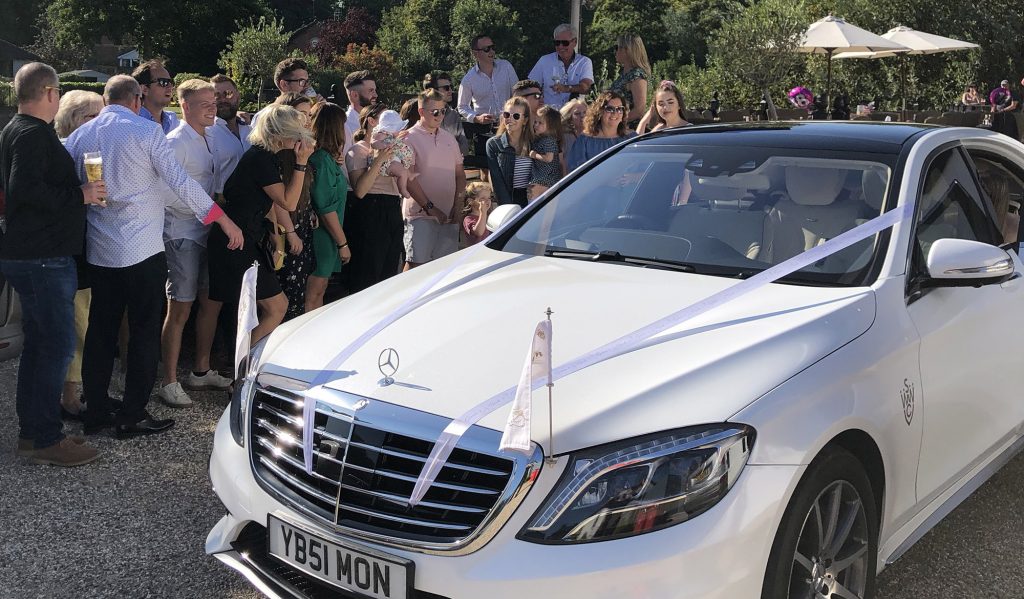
[486, 203, 522, 233]
[925, 238, 1015, 286]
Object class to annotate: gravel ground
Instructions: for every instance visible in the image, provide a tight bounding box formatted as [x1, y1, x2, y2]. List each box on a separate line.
[0, 353, 1022, 598]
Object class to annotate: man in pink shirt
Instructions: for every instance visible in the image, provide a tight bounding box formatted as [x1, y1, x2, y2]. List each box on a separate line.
[403, 89, 467, 269]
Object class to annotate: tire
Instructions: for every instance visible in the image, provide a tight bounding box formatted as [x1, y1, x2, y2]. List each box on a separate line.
[761, 447, 880, 599]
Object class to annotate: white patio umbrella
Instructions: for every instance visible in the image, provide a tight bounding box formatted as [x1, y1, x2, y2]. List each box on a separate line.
[835, 26, 980, 118]
[799, 15, 910, 113]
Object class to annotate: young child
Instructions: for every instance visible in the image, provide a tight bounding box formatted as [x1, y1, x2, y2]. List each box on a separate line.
[462, 182, 494, 246]
[528, 105, 564, 200]
[370, 109, 415, 199]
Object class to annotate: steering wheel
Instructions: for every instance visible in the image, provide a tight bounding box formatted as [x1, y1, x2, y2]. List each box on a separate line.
[603, 214, 661, 230]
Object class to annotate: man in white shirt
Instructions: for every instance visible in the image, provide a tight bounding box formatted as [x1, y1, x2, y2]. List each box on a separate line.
[343, 70, 378, 148]
[528, 24, 594, 109]
[457, 35, 519, 125]
[158, 79, 233, 409]
[65, 75, 244, 439]
[207, 74, 251, 196]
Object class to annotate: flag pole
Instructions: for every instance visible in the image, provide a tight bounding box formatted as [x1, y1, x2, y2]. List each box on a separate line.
[546, 307, 556, 465]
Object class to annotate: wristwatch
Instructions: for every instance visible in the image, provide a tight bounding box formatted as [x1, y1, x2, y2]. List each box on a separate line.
[424, 201, 436, 211]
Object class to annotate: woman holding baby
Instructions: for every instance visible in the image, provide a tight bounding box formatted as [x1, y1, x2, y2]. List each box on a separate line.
[345, 104, 409, 292]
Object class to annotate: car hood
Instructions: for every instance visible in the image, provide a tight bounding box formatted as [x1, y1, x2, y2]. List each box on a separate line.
[258, 247, 876, 453]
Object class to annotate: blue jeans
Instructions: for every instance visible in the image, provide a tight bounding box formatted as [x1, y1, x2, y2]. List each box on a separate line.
[0, 256, 77, 449]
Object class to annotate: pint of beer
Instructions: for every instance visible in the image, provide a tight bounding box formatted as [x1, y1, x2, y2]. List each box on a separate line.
[84, 152, 103, 182]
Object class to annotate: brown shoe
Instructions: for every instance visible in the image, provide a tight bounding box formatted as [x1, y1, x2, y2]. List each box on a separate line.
[17, 435, 88, 457]
[30, 437, 100, 467]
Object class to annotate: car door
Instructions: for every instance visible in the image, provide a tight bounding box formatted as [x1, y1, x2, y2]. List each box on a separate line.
[906, 146, 1024, 504]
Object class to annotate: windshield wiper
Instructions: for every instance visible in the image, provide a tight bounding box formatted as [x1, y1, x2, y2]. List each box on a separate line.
[544, 247, 696, 272]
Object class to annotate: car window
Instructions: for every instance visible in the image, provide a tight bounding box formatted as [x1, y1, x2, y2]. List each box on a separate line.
[965, 151, 1024, 247]
[497, 144, 895, 286]
[914, 149, 1000, 260]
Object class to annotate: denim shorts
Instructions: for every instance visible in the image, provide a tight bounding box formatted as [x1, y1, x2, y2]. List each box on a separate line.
[165, 238, 208, 302]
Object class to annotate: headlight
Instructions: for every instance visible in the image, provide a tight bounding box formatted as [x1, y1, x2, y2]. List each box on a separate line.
[229, 336, 269, 447]
[519, 424, 754, 544]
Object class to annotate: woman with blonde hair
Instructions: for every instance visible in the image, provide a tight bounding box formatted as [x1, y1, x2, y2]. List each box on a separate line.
[485, 96, 534, 207]
[206, 104, 315, 343]
[567, 90, 635, 172]
[559, 98, 587, 172]
[55, 90, 104, 140]
[55, 89, 105, 419]
[610, 34, 651, 127]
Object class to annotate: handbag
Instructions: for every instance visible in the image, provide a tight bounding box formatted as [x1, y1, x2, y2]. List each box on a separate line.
[260, 211, 286, 271]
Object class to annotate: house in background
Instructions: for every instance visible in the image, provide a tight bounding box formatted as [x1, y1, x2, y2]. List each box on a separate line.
[59, 69, 111, 82]
[0, 38, 41, 79]
[117, 49, 139, 72]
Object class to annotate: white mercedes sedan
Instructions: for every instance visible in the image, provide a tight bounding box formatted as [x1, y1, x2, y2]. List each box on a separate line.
[207, 122, 1024, 599]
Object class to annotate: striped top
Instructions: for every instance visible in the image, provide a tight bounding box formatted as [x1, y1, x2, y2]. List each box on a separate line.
[512, 155, 532, 189]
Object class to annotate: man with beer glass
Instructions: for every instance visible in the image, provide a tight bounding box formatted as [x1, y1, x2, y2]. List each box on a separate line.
[0, 62, 106, 466]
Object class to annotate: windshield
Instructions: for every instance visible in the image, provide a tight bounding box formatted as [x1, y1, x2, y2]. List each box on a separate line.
[496, 143, 896, 286]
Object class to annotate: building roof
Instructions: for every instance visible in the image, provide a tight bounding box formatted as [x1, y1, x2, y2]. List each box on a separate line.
[0, 38, 41, 62]
[118, 49, 139, 61]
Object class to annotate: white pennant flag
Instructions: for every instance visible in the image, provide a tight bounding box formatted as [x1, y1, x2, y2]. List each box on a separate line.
[499, 319, 552, 455]
[235, 263, 260, 381]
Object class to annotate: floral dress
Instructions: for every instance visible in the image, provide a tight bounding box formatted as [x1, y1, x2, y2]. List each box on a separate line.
[275, 149, 317, 321]
[610, 66, 648, 113]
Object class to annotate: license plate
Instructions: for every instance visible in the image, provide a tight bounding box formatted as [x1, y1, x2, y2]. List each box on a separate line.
[267, 515, 411, 599]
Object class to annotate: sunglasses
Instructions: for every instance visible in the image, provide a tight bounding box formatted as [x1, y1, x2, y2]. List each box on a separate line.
[475, 45, 496, 53]
[44, 85, 61, 98]
[553, 39, 575, 47]
[284, 78, 309, 86]
[603, 105, 626, 114]
[428, 107, 448, 117]
[431, 84, 453, 91]
[214, 90, 236, 100]
[502, 111, 524, 121]
[151, 78, 173, 88]
[520, 92, 543, 100]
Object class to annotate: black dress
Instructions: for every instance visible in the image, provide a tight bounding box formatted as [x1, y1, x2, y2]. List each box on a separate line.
[207, 146, 284, 303]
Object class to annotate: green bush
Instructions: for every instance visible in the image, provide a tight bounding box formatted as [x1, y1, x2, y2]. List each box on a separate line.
[174, 72, 203, 87]
[58, 82, 107, 94]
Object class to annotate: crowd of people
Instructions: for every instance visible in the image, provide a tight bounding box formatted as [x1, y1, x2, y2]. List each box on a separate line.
[0, 24, 679, 467]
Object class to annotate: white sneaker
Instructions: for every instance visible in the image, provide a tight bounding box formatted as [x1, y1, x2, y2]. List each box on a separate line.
[186, 369, 233, 390]
[158, 382, 193, 408]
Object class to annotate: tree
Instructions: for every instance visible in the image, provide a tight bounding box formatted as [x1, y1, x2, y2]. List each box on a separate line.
[377, 0, 457, 89]
[29, 17, 92, 73]
[34, 0, 271, 75]
[450, 0, 523, 76]
[1, 0, 46, 47]
[327, 43, 402, 104]
[310, 7, 379, 65]
[586, 0, 672, 67]
[218, 16, 292, 104]
[707, 0, 810, 117]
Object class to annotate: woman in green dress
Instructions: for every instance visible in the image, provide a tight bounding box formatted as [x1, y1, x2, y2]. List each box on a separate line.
[609, 33, 651, 129]
[305, 102, 352, 312]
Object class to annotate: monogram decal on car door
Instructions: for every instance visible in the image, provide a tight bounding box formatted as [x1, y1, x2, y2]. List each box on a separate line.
[900, 379, 915, 425]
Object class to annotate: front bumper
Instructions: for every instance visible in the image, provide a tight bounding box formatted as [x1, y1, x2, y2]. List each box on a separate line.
[207, 408, 802, 599]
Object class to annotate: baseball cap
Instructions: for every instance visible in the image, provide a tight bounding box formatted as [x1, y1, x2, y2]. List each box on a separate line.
[1001, 79, 1010, 86]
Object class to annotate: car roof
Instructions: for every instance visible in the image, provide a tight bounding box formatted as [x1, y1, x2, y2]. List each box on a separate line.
[637, 121, 940, 154]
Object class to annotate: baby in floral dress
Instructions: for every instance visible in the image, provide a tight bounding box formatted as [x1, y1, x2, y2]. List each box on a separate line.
[370, 110, 415, 199]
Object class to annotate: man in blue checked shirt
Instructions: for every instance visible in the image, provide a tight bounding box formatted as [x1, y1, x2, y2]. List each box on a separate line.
[65, 75, 244, 439]
[133, 60, 179, 135]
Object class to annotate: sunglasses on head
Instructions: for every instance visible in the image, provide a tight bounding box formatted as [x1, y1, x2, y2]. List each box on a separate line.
[476, 44, 496, 53]
[502, 111, 524, 121]
[428, 107, 448, 117]
[553, 39, 575, 47]
[152, 78, 173, 88]
[603, 105, 625, 114]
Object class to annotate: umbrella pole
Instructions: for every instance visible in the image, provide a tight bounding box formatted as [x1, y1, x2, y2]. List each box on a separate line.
[901, 55, 907, 121]
[826, 49, 834, 119]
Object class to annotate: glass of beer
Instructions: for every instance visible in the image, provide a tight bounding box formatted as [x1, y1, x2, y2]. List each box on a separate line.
[83, 152, 106, 206]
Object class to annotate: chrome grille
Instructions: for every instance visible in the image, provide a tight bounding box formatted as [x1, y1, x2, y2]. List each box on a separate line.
[248, 381, 542, 554]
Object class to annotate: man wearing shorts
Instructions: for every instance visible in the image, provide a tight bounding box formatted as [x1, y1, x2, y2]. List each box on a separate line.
[159, 79, 232, 407]
[403, 89, 466, 269]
